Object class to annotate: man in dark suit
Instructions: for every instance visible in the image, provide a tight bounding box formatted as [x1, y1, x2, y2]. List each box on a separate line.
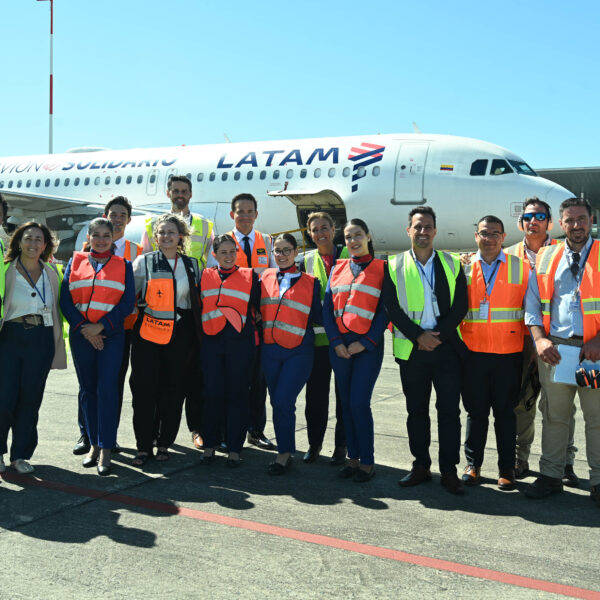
[383, 206, 468, 494]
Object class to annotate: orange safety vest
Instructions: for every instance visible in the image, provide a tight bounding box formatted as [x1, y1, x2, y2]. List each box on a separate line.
[330, 259, 384, 335]
[505, 238, 558, 263]
[201, 267, 253, 334]
[69, 252, 126, 324]
[260, 269, 315, 348]
[122, 240, 143, 329]
[536, 240, 600, 342]
[228, 230, 272, 273]
[460, 251, 529, 354]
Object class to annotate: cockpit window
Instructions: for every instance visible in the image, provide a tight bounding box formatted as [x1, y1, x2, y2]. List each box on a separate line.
[470, 159, 488, 176]
[508, 160, 537, 176]
[490, 159, 513, 176]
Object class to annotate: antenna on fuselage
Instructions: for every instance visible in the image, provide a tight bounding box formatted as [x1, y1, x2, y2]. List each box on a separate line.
[224, 134, 232, 143]
[412, 122, 422, 134]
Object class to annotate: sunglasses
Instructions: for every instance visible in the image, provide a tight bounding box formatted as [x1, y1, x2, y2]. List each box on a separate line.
[522, 212, 548, 223]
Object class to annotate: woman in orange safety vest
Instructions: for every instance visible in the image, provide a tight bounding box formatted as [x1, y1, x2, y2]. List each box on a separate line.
[261, 233, 322, 475]
[322, 219, 388, 483]
[60, 218, 135, 476]
[129, 214, 201, 467]
[199, 234, 261, 467]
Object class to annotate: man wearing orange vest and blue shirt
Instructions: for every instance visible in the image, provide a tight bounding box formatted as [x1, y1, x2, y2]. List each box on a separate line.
[207, 193, 277, 451]
[460, 216, 529, 491]
[506, 197, 579, 486]
[72, 196, 143, 456]
[525, 197, 600, 507]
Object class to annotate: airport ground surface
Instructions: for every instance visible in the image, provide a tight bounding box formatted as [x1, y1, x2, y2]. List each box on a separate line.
[1, 337, 599, 600]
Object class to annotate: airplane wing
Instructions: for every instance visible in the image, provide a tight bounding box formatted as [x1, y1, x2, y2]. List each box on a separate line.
[267, 188, 343, 209]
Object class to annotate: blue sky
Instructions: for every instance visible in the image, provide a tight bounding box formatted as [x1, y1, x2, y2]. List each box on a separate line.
[0, 1, 598, 167]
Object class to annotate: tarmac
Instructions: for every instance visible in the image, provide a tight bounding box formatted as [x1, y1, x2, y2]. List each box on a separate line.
[1, 336, 599, 600]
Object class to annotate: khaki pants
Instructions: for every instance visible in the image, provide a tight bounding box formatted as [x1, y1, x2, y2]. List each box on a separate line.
[537, 351, 600, 486]
[515, 336, 577, 463]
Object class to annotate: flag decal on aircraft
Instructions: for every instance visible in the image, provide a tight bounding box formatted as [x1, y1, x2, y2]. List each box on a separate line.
[440, 164, 454, 171]
[348, 142, 385, 192]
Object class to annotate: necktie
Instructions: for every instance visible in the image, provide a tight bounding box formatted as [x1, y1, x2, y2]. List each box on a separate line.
[242, 236, 252, 268]
[571, 252, 580, 279]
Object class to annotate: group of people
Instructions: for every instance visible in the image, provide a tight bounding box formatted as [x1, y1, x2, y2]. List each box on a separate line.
[0, 181, 598, 508]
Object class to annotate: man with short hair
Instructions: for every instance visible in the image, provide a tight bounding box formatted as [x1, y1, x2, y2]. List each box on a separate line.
[506, 197, 578, 485]
[460, 216, 528, 491]
[383, 206, 468, 495]
[525, 198, 600, 507]
[141, 176, 214, 450]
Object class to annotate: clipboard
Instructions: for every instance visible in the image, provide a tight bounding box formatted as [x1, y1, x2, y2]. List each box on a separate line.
[551, 344, 600, 386]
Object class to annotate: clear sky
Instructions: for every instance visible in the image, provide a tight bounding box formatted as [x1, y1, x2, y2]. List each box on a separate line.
[0, 0, 598, 168]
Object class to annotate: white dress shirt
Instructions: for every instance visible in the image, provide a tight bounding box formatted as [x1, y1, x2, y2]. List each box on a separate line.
[5, 268, 54, 324]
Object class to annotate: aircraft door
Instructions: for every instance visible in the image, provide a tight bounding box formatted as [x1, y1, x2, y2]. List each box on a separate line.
[392, 142, 430, 205]
[146, 169, 159, 196]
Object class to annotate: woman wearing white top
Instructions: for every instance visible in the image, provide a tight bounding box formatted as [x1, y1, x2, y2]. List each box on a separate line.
[129, 214, 202, 466]
[0, 222, 66, 474]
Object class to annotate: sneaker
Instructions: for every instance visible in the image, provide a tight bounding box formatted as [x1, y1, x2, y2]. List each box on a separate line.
[11, 459, 34, 475]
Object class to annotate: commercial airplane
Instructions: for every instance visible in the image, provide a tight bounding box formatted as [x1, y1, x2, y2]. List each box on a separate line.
[0, 133, 574, 260]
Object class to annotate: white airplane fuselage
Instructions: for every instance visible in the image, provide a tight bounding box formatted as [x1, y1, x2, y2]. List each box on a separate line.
[0, 133, 573, 259]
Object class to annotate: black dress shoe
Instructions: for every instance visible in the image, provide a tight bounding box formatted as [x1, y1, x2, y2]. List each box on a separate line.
[216, 442, 229, 454]
[226, 458, 243, 468]
[398, 465, 432, 487]
[82, 455, 98, 468]
[112, 442, 122, 454]
[267, 457, 292, 476]
[73, 434, 90, 456]
[200, 454, 216, 465]
[591, 485, 600, 508]
[515, 460, 530, 479]
[563, 464, 580, 488]
[330, 446, 347, 466]
[248, 430, 276, 451]
[97, 464, 111, 476]
[353, 466, 376, 483]
[303, 445, 321, 463]
[440, 472, 465, 495]
[525, 475, 563, 499]
[338, 465, 358, 479]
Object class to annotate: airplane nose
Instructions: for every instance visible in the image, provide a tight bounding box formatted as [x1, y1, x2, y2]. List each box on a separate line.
[545, 183, 574, 219]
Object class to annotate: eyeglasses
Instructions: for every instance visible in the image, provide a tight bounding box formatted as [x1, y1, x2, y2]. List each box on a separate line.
[522, 212, 548, 222]
[273, 247, 294, 256]
[476, 231, 502, 240]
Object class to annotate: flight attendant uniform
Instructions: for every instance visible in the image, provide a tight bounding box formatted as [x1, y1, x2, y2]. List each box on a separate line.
[60, 251, 135, 451]
[260, 267, 322, 455]
[200, 265, 260, 454]
[129, 250, 201, 455]
[323, 256, 388, 467]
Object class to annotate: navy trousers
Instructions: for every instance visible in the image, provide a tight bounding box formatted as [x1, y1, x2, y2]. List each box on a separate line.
[201, 335, 255, 453]
[70, 328, 123, 449]
[263, 342, 314, 454]
[329, 342, 384, 466]
[0, 322, 53, 461]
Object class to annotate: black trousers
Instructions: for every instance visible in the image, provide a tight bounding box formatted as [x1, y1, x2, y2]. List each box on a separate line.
[462, 351, 522, 470]
[399, 343, 462, 474]
[248, 344, 267, 432]
[184, 359, 203, 433]
[305, 345, 346, 448]
[130, 312, 195, 453]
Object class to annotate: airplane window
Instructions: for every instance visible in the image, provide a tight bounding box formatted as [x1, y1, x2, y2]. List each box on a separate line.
[105, 176, 111, 185]
[197, 173, 204, 182]
[234, 171, 241, 181]
[115, 176, 121, 184]
[149, 174, 156, 184]
[314, 168, 321, 178]
[55, 178, 60, 186]
[186, 173, 192, 181]
[17, 181, 22, 188]
[137, 175, 143, 184]
[508, 160, 537, 176]
[470, 159, 488, 176]
[490, 159, 513, 176]
[209, 172, 216, 182]
[260, 170, 267, 180]
[26, 180, 31, 188]
[7, 181, 12, 188]
[45, 179, 50, 187]
[94, 177, 100, 185]
[273, 170, 280, 180]
[36, 180, 41, 187]
[64, 178, 70, 186]
[247, 171, 254, 180]
[328, 168, 336, 177]
[300, 169, 307, 179]
[373, 166, 380, 176]
[342, 167, 350, 177]
[126, 175, 132, 184]
[74, 178, 80, 186]
[84, 177, 90, 185]
[286, 169, 293, 179]
[221, 172, 228, 181]
[357, 167, 366, 177]
[0, 182, 3, 188]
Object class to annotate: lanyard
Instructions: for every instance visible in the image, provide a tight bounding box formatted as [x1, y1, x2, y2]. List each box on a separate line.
[412, 252, 435, 292]
[482, 260, 500, 301]
[18, 258, 47, 305]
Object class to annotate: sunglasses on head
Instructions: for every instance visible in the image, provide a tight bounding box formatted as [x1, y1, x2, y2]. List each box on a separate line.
[522, 212, 548, 222]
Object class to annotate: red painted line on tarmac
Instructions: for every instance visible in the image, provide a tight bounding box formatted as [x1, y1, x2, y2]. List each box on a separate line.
[3, 472, 599, 600]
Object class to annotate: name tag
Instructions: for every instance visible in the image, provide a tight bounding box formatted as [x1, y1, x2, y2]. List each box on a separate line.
[258, 257, 268, 265]
[479, 300, 489, 320]
[432, 293, 440, 318]
[570, 291, 580, 312]
[41, 305, 52, 327]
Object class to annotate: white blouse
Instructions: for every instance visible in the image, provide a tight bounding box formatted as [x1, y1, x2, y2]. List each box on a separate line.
[5, 268, 54, 325]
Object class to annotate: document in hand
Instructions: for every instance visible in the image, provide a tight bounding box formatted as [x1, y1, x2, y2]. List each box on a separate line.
[552, 344, 600, 386]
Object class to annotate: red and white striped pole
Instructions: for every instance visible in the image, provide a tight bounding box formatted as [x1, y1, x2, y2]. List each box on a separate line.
[37, 0, 53, 154]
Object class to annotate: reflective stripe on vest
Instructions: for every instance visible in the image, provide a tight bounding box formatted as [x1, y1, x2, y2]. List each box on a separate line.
[330, 259, 384, 335]
[139, 253, 177, 344]
[536, 240, 600, 342]
[229, 230, 272, 274]
[388, 250, 461, 360]
[260, 269, 315, 348]
[200, 267, 253, 334]
[69, 252, 126, 323]
[304, 247, 350, 346]
[460, 252, 528, 354]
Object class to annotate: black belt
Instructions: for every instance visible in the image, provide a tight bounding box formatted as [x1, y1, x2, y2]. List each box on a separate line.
[8, 314, 44, 328]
